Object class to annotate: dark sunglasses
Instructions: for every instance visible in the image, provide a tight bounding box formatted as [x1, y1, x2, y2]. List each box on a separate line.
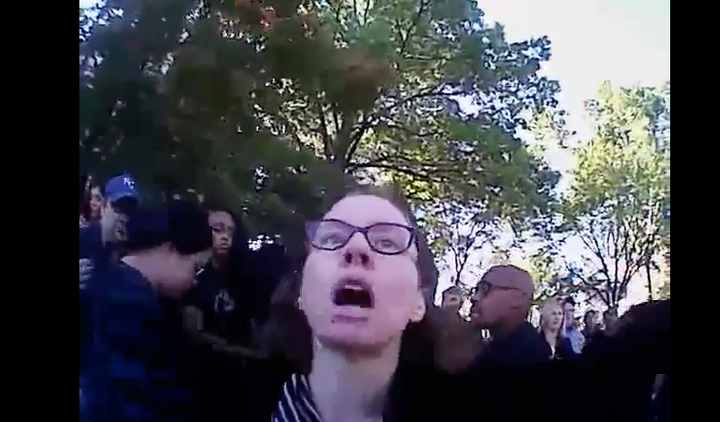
[306, 219, 416, 256]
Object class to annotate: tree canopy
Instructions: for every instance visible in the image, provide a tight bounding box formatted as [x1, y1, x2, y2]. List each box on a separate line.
[80, 0, 567, 295]
[555, 82, 670, 309]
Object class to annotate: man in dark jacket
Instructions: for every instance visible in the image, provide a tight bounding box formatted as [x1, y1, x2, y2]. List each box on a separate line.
[83, 200, 212, 422]
[79, 174, 139, 376]
[469, 265, 551, 369]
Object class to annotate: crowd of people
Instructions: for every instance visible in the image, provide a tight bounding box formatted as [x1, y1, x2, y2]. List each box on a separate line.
[79, 173, 670, 422]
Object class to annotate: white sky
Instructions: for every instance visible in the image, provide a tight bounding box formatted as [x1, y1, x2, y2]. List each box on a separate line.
[435, 0, 670, 311]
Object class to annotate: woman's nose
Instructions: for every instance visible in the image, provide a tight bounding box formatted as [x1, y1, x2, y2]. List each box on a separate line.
[341, 235, 373, 268]
[343, 248, 370, 267]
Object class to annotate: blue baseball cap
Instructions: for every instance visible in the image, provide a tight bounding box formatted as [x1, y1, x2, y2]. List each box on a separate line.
[104, 174, 139, 204]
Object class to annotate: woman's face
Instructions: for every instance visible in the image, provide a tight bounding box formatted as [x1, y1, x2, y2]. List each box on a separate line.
[585, 311, 598, 328]
[544, 305, 563, 331]
[301, 195, 425, 353]
[208, 210, 235, 258]
[89, 186, 103, 217]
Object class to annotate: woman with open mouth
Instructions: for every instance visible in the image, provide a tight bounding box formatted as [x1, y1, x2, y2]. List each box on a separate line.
[245, 185, 444, 422]
[242, 185, 670, 422]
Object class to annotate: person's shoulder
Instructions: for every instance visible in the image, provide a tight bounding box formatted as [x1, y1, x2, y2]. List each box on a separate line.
[79, 224, 102, 255]
[93, 265, 160, 315]
[515, 323, 552, 361]
[185, 264, 222, 304]
[382, 362, 457, 421]
[236, 356, 300, 422]
[196, 263, 225, 291]
[447, 360, 580, 421]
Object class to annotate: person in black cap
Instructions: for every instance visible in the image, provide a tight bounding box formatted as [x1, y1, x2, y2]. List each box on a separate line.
[83, 200, 212, 422]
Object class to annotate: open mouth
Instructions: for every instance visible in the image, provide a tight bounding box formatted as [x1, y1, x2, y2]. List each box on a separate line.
[332, 278, 375, 309]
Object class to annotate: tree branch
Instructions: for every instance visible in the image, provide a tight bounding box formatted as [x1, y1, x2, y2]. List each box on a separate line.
[313, 95, 334, 160]
[345, 161, 434, 180]
[397, 0, 430, 59]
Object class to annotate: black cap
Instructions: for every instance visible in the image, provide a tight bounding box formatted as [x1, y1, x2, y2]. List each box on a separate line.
[125, 200, 212, 255]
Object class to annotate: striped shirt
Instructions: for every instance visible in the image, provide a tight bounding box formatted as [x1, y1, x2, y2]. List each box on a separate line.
[271, 373, 322, 422]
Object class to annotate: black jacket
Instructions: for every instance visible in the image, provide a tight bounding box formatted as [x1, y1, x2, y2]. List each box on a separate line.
[538, 331, 577, 361]
[472, 322, 552, 369]
[238, 300, 670, 422]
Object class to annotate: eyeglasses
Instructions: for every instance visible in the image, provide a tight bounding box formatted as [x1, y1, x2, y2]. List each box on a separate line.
[472, 280, 520, 297]
[306, 219, 415, 256]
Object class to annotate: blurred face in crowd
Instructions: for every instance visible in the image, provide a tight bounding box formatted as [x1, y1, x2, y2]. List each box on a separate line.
[442, 289, 463, 313]
[584, 310, 598, 330]
[209, 210, 235, 258]
[603, 309, 618, 330]
[301, 194, 425, 355]
[89, 186, 103, 218]
[541, 301, 564, 332]
[563, 302, 576, 328]
[470, 278, 519, 329]
[151, 246, 211, 298]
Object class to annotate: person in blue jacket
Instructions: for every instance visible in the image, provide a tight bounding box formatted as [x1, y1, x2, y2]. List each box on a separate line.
[83, 200, 212, 422]
[79, 173, 140, 376]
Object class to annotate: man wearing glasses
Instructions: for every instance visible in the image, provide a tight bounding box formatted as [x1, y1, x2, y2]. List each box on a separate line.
[469, 264, 551, 369]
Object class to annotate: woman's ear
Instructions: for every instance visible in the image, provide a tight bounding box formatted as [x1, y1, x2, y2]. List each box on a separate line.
[409, 289, 426, 323]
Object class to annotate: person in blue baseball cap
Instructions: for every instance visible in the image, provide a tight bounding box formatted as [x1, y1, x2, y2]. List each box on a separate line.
[100, 173, 140, 243]
[79, 173, 141, 287]
[79, 173, 141, 385]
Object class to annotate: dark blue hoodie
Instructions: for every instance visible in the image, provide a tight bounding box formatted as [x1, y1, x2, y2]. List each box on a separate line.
[79, 223, 115, 372]
[83, 263, 197, 422]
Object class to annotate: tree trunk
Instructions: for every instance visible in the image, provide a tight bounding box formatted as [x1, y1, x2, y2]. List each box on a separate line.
[645, 258, 654, 301]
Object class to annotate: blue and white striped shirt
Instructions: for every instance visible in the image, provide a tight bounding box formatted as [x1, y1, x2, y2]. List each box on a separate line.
[271, 373, 322, 422]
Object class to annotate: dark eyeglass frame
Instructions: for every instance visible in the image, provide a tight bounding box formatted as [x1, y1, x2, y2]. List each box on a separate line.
[306, 219, 416, 256]
[472, 280, 520, 297]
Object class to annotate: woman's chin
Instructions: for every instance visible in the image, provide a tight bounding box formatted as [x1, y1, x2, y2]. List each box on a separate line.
[316, 327, 384, 351]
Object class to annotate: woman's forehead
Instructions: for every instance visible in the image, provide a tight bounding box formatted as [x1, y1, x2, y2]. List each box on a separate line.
[325, 195, 409, 225]
[544, 303, 561, 312]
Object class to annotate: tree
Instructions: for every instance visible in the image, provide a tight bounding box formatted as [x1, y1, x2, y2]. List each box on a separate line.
[558, 82, 670, 310]
[298, 0, 563, 243]
[425, 203, 499, 286]
[80, 0, 566, 295]
[519, 250, 576, 305]
[79, 0, 348, 242]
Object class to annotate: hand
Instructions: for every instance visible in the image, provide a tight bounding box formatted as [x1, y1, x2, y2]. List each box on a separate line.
[79, 215, 89, 228]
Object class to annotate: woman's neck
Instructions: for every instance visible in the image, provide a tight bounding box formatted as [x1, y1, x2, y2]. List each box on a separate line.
[308, 340, 400, 422]
[543, 328, 558, 348]
[211, 255, 226, 270]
